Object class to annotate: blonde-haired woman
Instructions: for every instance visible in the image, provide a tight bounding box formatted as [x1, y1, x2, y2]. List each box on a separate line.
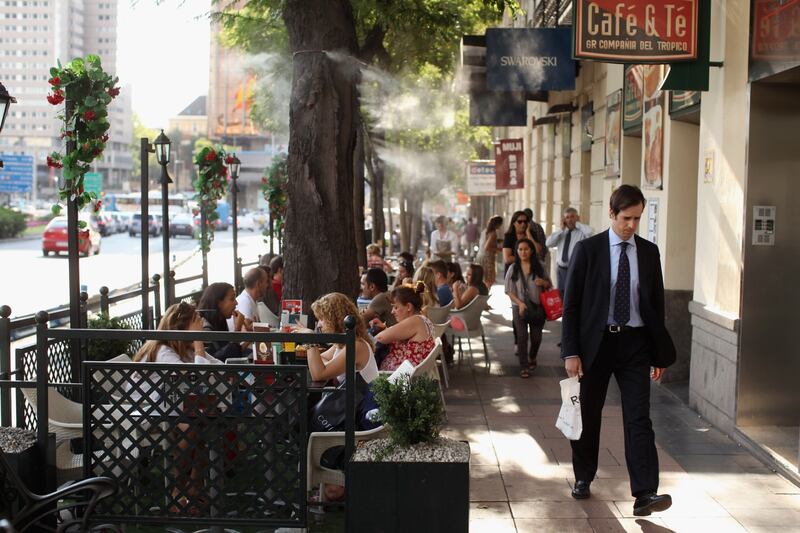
[377, 282, 436, 371]
[295, 292, 378, 384]
[412, 265, 438, 311]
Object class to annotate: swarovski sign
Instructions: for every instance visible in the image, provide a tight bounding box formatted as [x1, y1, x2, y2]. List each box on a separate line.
[486, 27, 575, 91]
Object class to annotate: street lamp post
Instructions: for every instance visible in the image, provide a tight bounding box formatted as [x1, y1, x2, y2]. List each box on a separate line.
[154, 130, 172, 307]
[0, 81, 17, 169]
[227, 153, 241, 292]
[140, 138, 155, 328]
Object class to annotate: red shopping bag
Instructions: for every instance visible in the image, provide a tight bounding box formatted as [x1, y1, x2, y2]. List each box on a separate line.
[539, 289, 563, 321]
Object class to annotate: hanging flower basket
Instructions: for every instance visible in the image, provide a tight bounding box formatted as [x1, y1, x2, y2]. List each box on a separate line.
[46, 55, 119, 219]
[194, 146, 230, 253]
[261, 153, 288, 243]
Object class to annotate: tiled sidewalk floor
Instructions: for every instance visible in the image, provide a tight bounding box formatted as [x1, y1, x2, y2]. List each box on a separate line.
[441, 286, 800, 533]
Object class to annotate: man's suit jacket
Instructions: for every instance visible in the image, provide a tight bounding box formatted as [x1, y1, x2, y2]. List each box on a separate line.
[560, 230, 676, 371]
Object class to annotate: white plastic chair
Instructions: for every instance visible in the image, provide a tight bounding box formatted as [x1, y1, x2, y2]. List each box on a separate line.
[430, 322, 450, 388]
[447, 294, 491, 370]
[256, 301, 281, 328]
[410, 339, 446, 412]
[306, 425, 388, 501]
[21, 388, 83, 483]
[425, 301, 452, 325]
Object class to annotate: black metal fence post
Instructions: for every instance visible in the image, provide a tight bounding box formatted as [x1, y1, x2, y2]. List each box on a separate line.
[168, 270, 176, 306]
[0, 305, 10, 426]
[232, 176, 240, 294]
[343, 314, 356, 533]
[141, 137, 152, 330]
[152, 274, 162, 327]
[201, 210, 209, 289]
[99, 286, 109, 316]
[34, 311, 49, 451]
[236, 257, 243, 294]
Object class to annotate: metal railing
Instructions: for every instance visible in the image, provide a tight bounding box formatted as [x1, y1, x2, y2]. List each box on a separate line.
[169, 271, 205, 307]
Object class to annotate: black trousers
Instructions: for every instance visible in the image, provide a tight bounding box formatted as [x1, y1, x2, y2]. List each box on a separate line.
[511, 307, 543, 368]
[570, 328, 659, 497]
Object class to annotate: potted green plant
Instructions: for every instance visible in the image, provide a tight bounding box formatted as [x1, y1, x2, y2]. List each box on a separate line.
[347, 375, 469, 533]
[86, 312, 132, 361]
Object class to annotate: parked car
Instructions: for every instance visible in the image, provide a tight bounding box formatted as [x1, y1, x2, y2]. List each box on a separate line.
[42, 216, 101, 257]
[92, 213, 116, 236]
[130, 213, 163, 236]
[110, 211, 131, 233]
[169, 213, 196, 238]
[238, 213, 258, 232]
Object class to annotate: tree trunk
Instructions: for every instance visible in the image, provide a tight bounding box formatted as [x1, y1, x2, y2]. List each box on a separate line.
[408, 190, 424, 255]
[283, 0, 360, 307]
[354, 122, 367, 268]
[386, 187, 394, 254]
[369, 131, 386, 251]
[398, 187, 410, 252]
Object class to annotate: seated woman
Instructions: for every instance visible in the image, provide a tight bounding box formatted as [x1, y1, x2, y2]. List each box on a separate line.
[366, 243, 393, 273]
[453, 263, 489, 310]
[133, 301, 220, 515]
[446, 261, 465, 291]
[295, 292, 379, 384]
[196, 282, 251, 361]
[411, 265, 439, 311]
[392, 259, 415, 290]
[376, 282, 436, 371]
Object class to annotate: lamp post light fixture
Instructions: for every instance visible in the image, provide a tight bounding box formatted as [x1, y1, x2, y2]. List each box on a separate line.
[0, 81, 17, 168]
[227, 153, 242, 291]
[154, 129, 174, 306]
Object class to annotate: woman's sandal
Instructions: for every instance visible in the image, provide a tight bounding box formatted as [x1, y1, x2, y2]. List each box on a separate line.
[528, 362, 537, 371]
[520, 369, 530, 379]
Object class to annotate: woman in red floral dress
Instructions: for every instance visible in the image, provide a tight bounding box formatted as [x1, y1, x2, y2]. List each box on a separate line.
[376, 282, 435, 371]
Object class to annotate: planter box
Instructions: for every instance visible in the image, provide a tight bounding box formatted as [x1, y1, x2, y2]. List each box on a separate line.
[347, 457, 469, 533]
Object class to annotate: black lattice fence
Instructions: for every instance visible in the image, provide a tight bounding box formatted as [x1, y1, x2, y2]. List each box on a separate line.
[83, 361, 308, 529]
[113, 308, 151, 354]
[15, 339, 74, 431]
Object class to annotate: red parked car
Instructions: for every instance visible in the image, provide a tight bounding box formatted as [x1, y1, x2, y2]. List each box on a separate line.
[42, 216, 101, 257]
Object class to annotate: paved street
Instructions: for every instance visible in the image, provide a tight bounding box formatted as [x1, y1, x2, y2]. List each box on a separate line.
[0, 228, 270, 318]
[441, 286, 800, 533]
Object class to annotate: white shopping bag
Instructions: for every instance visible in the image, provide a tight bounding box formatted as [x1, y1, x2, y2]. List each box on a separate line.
[555, 376, 582, 440]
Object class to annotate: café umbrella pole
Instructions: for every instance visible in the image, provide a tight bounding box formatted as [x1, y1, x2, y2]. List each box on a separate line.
[65, 97, 81, 380]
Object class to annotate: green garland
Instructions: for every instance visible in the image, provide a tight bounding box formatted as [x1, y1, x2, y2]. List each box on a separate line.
[46, 55, 119, 216]
[261, 153, 288, 244]
[193, 146, 231, 253]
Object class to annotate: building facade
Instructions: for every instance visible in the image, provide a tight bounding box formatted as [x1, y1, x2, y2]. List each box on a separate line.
[484, 0, 798, 482]
[0, 0, 132, 197]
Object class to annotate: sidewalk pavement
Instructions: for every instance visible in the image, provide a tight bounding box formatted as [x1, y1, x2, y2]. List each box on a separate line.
[441, 285, 800, 533]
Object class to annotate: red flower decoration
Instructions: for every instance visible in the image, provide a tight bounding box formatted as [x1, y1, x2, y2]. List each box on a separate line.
[46, 90, 65, 105]
[225, 155, 235, 165]
[93, 200, 103, 212]
[48, 76, 61, 86]
[107, 87, 120, 97]
[46, 155, 63, 169]
[83, 110, 97, 121]
[205, 150, 217, 162]
[101, 134, 109, 143]
[222, 167, 228, 176]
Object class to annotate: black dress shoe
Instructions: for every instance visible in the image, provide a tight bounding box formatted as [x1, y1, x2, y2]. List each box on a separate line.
[633, 492, 672, 516]
[571, 480, 591, 500]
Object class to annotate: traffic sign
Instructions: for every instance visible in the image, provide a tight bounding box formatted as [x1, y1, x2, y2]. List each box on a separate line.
[0, 154, 34, 193]
[83, 172, 102, 196]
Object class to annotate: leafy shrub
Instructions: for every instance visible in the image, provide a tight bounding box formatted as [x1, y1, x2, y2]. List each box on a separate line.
[0, 207, 27, 239]
[87, 313, 132, 361]
[372, 374, 445, 447]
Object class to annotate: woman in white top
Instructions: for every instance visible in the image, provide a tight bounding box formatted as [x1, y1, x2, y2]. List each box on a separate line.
[132, 301, 220, 514]
[294, 292, 378, 384]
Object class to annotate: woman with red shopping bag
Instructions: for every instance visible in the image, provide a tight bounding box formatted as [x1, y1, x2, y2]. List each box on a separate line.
[504, 238, 552, 378]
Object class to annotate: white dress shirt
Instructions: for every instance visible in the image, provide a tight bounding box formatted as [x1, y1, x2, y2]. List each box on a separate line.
[546, 222, 593, 268]
[607, 230, 644, 327]
[227, 290, 259, 331]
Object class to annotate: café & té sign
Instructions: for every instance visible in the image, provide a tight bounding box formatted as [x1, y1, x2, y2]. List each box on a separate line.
[574, 0, 699, 63]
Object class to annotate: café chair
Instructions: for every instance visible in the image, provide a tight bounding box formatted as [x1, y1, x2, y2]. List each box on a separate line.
[425, 301, 452, 325]
[446, 294, 490, 370]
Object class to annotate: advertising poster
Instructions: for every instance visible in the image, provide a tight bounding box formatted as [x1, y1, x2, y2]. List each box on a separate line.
[623, 65, 644, 132]
[495, 139, 525, 190]
[605, 90, 622, 177]
[751, 0, 800, 80]
[669, 90, 701, 115]
[642, 65, 665, 189]
[573, 0, 699, 63]
[581, 103, 594, 152]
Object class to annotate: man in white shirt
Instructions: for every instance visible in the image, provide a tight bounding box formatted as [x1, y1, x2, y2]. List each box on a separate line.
[546, 207, 593, 298]
[229, 268, 269, 328]
[429, 216, 458, 261]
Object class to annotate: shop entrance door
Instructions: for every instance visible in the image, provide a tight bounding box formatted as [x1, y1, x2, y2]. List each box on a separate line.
[738, 69, 800, 476]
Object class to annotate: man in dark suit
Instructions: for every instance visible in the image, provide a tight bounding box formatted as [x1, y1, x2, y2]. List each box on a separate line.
[561, 185, 676, 517]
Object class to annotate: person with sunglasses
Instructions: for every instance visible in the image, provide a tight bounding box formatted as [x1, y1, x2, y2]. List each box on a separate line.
[503, 211, 535, 274]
